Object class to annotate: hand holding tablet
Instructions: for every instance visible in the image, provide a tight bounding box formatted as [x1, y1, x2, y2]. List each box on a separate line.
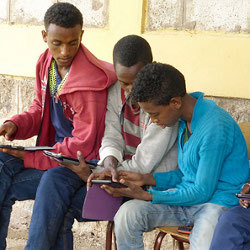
[43, 150, 97, 169]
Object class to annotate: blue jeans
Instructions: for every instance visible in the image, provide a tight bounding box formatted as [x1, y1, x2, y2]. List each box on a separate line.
[0, 152, 44, 249]
[210, 206, 250, 250]
[114, 199, 228, 250]
[25, 166, 88, 250]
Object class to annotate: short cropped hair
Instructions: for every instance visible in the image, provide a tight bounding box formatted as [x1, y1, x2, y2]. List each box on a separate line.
[113, 35, 153, 67]
[44, 2, 83, 30]
[131, 63, 186, 105]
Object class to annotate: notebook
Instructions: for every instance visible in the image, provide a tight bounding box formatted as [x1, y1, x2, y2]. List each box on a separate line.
[82, 183, 123, 221]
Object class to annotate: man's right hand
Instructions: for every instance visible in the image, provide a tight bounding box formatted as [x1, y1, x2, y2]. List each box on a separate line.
[239, 183, 250, 209]
[0, 121, 17, 140]
[87, 171, 113, 189]
[118, 171, 156, 187]
[101, 179, 152, 201]
[103, 156, 118, 181]
[55, 151, 92, 182]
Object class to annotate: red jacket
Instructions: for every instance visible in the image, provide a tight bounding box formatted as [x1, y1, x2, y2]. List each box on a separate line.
[9, 44, 117, 170]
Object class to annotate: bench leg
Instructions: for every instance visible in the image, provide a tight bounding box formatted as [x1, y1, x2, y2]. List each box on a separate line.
[113, 224, 117, 250]
[177, 240, 185, 250]
[154, 231, 167, 250]
[105, 221, 114, 250]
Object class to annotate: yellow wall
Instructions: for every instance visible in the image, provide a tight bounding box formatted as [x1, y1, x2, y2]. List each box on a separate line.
[0, 0, 249, 98]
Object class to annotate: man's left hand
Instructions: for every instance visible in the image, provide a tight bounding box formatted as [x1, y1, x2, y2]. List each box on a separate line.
[0, 148, 25, 160]
[55, 151, 91, 182]
[101, 179, 152, 201]
[239, 183, 250, 209]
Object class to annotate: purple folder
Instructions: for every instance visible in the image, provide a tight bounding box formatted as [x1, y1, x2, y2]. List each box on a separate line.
[82, 183, 123, 221]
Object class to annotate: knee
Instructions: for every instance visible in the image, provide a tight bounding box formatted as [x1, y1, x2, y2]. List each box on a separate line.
[115, 200, 141, 220]
[47, 167, 82, 183]
[114, 199, 147, 232]
[39, 167, 72, 188]
[114, 200, 133, 224]
[218, 207, 243, 226]
[0, 153, 22, 172]
[36, 167, 84, 205]
[36, 168, 66, 197]
[0, 152, 13, 163]
[44, 166, 69, 179]
[38, 170, 57, 190]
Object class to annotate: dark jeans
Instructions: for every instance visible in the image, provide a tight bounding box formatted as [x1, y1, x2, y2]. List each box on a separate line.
[210, 205, 250, 250]
[25, 166, 88, 250]
[0, 152, 44, 249]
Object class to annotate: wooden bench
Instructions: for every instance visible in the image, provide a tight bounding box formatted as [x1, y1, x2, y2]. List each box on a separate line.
[154, 226, 189, 250]
[106, 221, 117, 250]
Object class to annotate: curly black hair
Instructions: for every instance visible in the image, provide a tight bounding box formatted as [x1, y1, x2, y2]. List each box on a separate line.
[131, 63, 186, 105]
[44, 2, 83, 30]
[113, 35, 153, 67]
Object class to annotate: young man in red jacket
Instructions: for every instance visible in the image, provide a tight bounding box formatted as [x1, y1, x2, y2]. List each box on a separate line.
[0, 2, 116, 249]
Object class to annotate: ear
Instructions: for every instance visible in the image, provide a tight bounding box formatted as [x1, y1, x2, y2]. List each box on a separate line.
[80, 30, 84, 41]
[42, 30, 47, 43]
[169, 97, 182, 110]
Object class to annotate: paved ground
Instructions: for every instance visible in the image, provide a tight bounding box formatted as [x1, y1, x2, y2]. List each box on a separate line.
[7, 227, 190, 249]
[6, 201, 190, 249]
